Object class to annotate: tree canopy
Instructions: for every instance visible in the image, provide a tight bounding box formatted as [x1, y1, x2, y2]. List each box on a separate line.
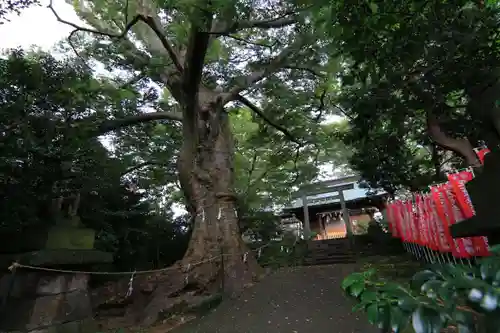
[317, 0, 500, 193]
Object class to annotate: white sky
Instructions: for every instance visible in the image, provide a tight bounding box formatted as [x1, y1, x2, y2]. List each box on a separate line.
[0, 0, 80, 52]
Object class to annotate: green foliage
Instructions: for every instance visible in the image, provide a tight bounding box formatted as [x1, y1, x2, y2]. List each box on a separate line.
[343, 245, 500, 333]
[231, 108, 348, 237]
[252, 236, 307, 269]
[0, 49, 189, 271]
[313, 1, 500, 193]
[0, 49, 117, 230]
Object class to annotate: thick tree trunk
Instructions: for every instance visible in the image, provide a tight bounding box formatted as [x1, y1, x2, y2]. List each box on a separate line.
[92, 95, 263, 327]
[133, 99, 263, 325]
[177, 100, 261, 294]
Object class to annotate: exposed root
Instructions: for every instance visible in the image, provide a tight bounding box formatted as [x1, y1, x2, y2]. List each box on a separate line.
[91, 255, 260, 328]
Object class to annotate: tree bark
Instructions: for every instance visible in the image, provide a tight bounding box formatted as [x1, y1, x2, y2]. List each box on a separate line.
[431, 144, 441, 180]
[427, 110, 481, 167]
[177, 99, 261, 294]
[131, 96, 262, 326]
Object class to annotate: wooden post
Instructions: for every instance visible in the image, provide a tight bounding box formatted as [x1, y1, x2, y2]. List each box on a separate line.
[302, 194, 311, 239]
[339, 191, 353, 238]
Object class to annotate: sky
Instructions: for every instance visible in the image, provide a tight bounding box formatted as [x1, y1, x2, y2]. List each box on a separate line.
[0, 0, 80, 51]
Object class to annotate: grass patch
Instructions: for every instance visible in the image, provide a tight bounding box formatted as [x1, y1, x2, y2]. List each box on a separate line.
[358, 254, 425, 286]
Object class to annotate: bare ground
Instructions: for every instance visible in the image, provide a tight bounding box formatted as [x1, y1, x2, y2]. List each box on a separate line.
[167, 263, 379, 333]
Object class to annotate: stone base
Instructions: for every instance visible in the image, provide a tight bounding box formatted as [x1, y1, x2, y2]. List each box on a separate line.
[0, 272, 95, 333]
[0, 249, 113, 268]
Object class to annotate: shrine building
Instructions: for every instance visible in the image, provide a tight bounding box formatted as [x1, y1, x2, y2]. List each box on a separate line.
[280, 175, 388, 240]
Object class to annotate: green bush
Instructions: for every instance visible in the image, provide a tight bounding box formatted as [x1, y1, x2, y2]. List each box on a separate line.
[253, 236, 307, 269]
[342, 245, 500, 333]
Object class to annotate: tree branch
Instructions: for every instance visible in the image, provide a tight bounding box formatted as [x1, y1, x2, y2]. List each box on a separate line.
[48, 0, 183, 73]
[314, 89, 327, 122]
[224, 39, 304, 103]
[211, 12, 299, 34]
[237, 95, 300, 144]
[121, 161, 171, 177]
[182, 16, 212, 101]
[141, 16, 184, 72]
[426, 110, 481, 167]
[225, 34, 277, 48]
[244, 150, 258, 194]
[210, 4, 314, 35]
[284, 65, 326, 78]
[233, 16, 296, 30]
[96, 110, 182, 136]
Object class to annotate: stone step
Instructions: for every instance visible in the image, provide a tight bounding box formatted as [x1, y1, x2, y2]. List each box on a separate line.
[307, 247, 352, 253]
[303, 255, 356, 265]
[306, 251, 354, 256]
[308, 242, 349, 249]
[307, 240, 351, 250]
[307, 246, 351, 253]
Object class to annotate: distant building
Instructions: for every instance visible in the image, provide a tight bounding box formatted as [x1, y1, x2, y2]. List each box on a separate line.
[280, 175, 388, 240]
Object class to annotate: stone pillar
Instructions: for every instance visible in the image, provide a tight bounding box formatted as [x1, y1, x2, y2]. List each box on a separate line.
[339, 191, 353, 238]
[302, 194, 311, 239]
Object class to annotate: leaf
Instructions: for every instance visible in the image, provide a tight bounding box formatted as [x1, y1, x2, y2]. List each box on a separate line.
[490, 243, 500, 255]
[397, 296, 418, 312]
[452, 309, 475, 330]
[342, 272, 364, 290]
[411, 306, 445, 333]
[421, 280, 443, 299]
[366, 303, 379, 324]
[368, 2, 378, 14]
[438, 282, 456, 305]
[390, 305, 409, 333]
[360, 290, 377, 303]
[377, 303, 391, 331]
[350, 281, 366, 297]
[362, 268, 376, 278]
[457, 323, 474, 333]
[480, 290, 499, 311]
[411, 270, 437, 291]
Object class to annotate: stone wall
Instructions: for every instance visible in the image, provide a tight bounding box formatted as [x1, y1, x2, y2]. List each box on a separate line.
[0, 272, 95, 333]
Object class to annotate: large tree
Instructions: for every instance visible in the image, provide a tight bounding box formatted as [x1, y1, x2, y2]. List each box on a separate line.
[46, 0, 339, 324]
[314, 1, 500, 192]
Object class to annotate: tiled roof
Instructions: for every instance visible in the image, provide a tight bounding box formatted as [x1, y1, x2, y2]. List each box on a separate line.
[285, 177, 386, 209]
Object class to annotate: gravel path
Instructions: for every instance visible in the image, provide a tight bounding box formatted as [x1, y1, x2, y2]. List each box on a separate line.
[172, 264, 379, 333]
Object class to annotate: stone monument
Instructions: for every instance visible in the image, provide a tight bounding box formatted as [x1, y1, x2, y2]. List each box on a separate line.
[0, 194, 113, 333]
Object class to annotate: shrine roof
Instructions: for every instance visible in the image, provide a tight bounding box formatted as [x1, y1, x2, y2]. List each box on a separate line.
[284, 175, 387, 210]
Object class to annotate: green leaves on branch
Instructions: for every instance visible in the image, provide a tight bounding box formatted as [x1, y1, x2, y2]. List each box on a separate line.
[315, 0, 500, 193]
[343, 249, 500, 332]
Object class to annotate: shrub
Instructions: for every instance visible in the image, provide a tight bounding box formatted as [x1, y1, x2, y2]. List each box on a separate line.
[342, 245, 500, 333]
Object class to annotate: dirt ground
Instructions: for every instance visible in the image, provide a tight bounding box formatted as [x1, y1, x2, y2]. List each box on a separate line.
[166, 264, 379, 333]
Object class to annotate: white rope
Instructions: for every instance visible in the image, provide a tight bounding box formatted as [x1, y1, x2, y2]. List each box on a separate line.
[8, 236, 300, 275]
[185, 263, 191, 284]
[126, 270, 135, 297]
